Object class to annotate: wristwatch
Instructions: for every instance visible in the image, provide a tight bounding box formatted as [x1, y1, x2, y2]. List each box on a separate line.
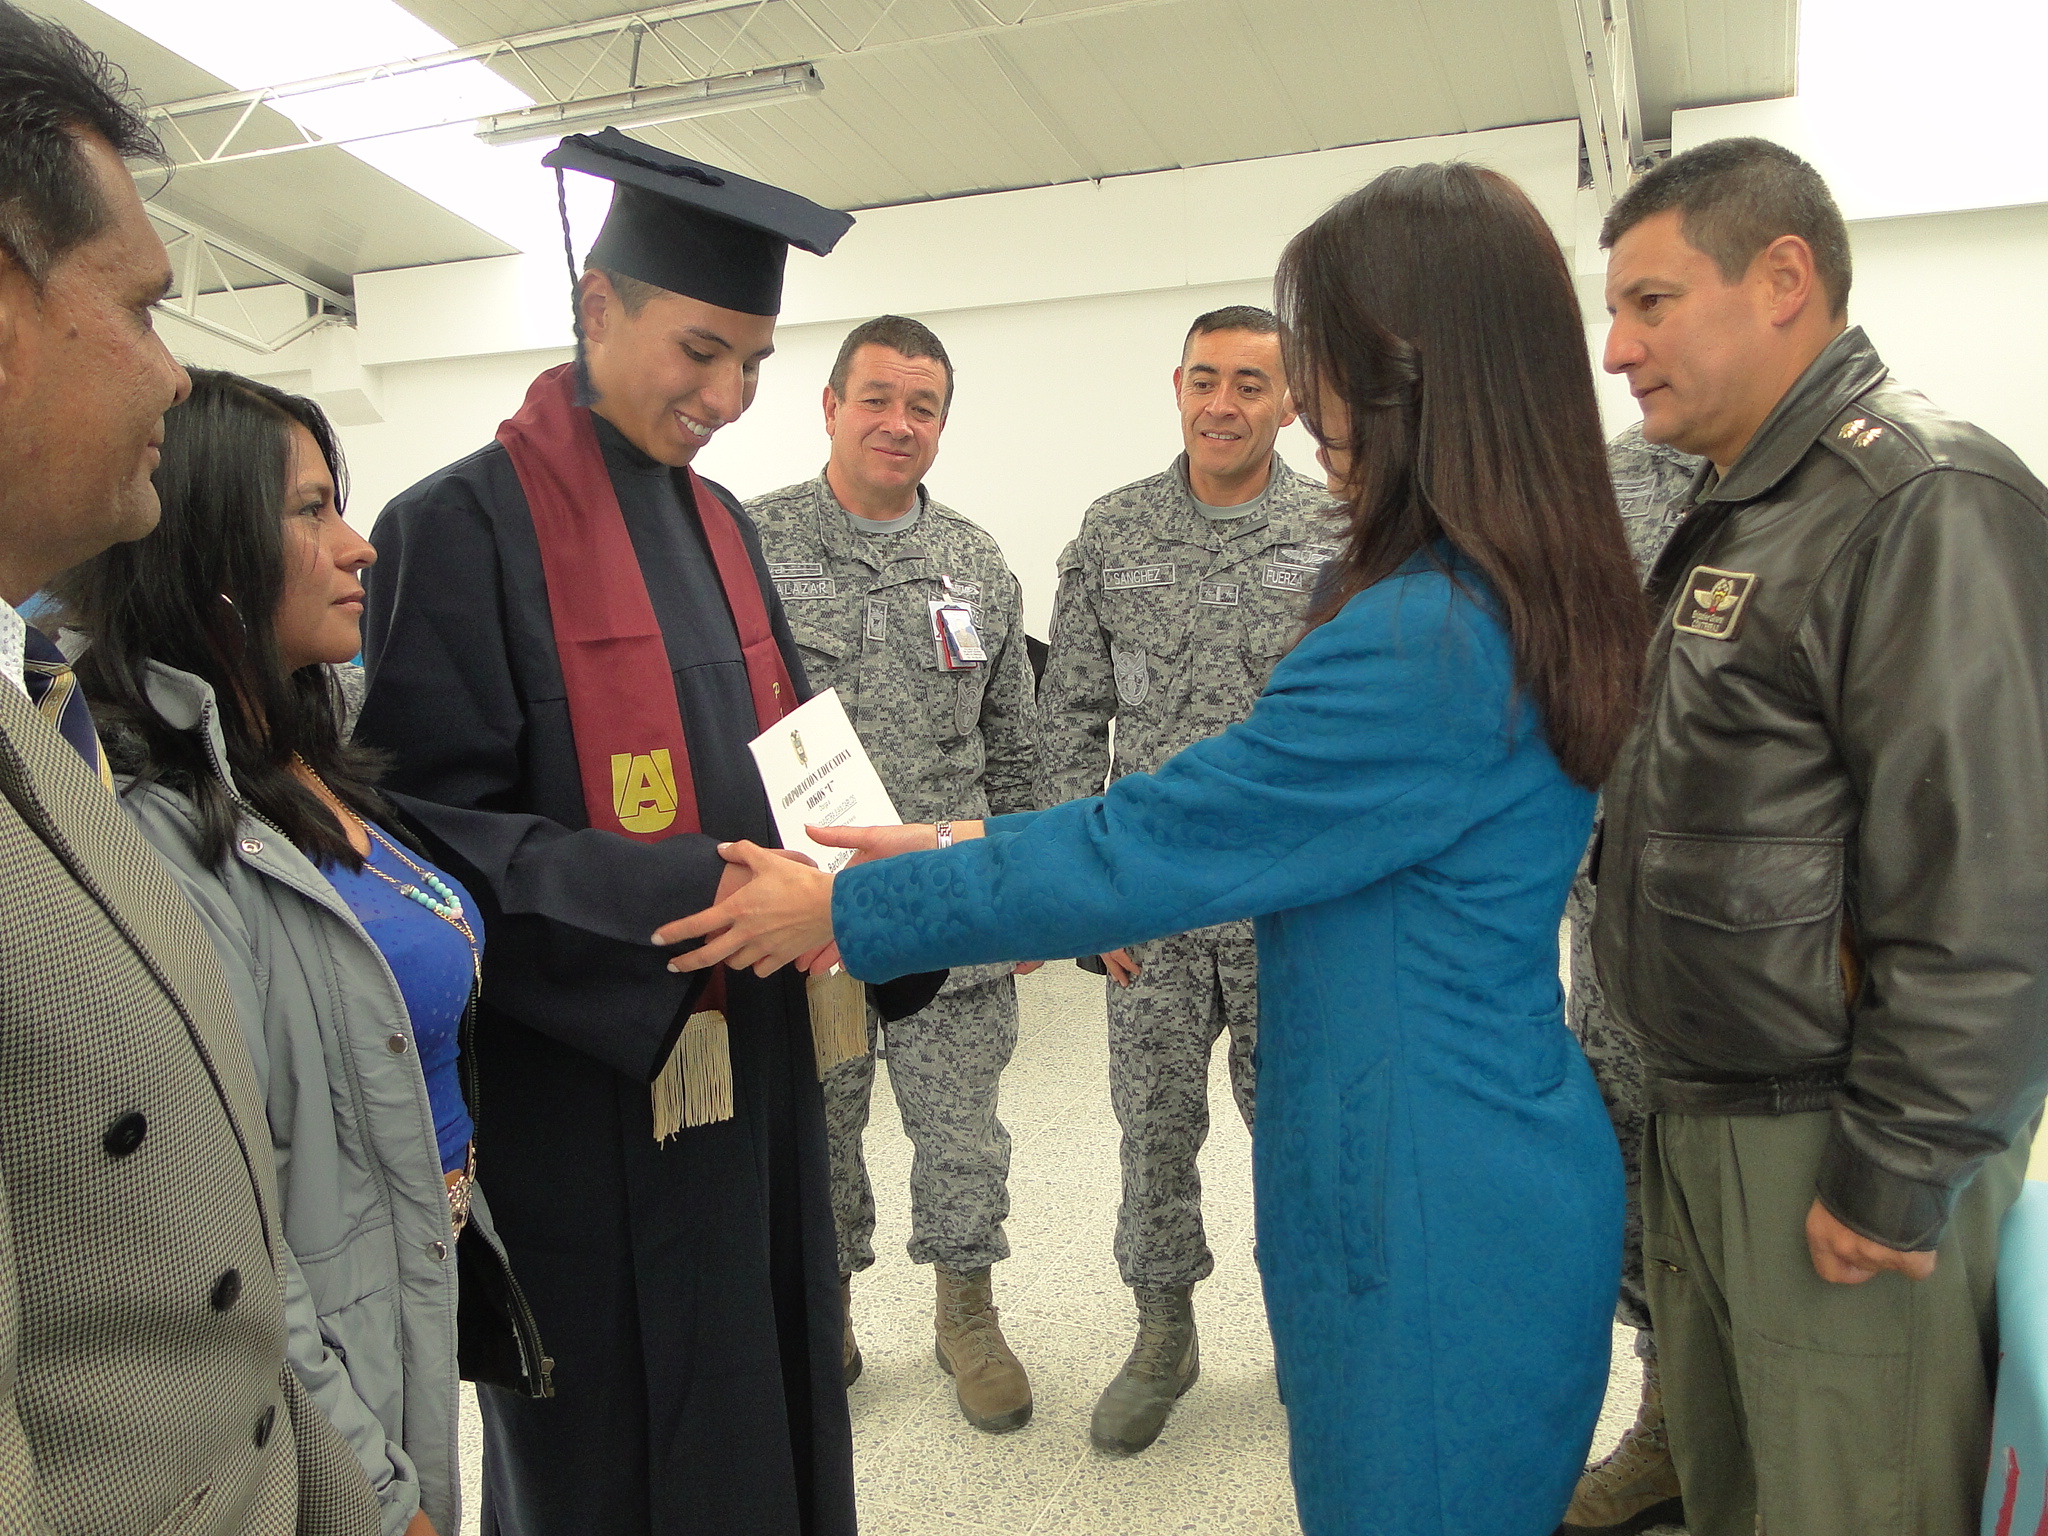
[935, 821, 954, 849]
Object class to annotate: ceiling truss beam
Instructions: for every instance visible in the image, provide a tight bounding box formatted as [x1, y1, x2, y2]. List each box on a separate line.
[1556, 0, 1650, 209]
[147, 0, 1202, 172]
[149, 0, 778, 169]
[146, 203, 354, 354]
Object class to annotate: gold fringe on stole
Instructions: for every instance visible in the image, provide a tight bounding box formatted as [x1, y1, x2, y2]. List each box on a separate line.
[651, 1010, 733, 1142]
[807, 969, 870, 1079]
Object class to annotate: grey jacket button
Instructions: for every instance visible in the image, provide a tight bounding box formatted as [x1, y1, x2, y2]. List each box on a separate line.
[102, 1112, 147, 1157]
[387, 1034, 409, 1054]
[428, 1240, 449, 1262]
[210, 1269, 242, 1311]
[253, 1403, 276, 1448]
[240, 838, 263, 855]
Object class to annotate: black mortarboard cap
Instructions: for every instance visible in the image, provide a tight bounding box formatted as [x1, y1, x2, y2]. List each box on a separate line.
[544, 128, 853, 317]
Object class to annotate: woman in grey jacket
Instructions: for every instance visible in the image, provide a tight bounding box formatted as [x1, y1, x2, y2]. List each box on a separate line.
[55, 371, 549, 1536]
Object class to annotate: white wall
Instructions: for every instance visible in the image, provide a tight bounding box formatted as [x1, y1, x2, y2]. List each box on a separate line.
[163, 120, 1577, 638]
[1665, 94, 2048, 480]
[1832, 203, 2048, 480]
[156, 110, 2048, 637]
[235, 279, 1330, 638]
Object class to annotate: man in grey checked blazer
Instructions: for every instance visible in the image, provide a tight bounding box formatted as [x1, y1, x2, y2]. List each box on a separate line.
[0, 9, 378, 1532]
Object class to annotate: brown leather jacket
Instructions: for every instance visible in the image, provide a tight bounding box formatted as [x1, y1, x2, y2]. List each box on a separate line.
[1593, 328, 2048, 1251]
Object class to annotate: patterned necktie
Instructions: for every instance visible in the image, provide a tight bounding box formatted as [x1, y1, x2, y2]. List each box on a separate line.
[21, 626, 113, 791]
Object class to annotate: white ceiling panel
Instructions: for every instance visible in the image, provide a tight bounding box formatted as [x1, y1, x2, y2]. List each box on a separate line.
[69, 0, 1796, 285]
[35, 0, 516, 293]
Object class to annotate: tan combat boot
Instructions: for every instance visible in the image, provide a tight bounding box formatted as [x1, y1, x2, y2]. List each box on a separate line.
[840, 1273, 862, 1388]
[933, 1265, 1032, 1432]
[1090, 1285, 1198, 1454]
[1557, 1360, 1683, 1536]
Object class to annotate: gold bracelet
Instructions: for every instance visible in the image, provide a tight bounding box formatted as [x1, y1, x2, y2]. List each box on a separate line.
[446, 1143, 476, 1238]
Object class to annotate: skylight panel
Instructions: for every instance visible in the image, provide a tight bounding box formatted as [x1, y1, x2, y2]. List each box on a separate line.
[97, 0, 609, 254]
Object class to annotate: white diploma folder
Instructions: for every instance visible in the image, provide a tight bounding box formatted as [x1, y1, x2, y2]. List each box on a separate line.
[748, 689, 902, 874]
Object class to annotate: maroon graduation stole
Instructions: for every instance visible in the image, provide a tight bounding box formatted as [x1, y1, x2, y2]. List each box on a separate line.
[498, 362, 816, 1135]
[497, 362, 794, 843]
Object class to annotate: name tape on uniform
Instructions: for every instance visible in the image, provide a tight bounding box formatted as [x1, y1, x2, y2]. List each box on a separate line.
[1103, 564, 1176, 590]
[776, 576, 838, 601]
[1261, 564, 1314, 593]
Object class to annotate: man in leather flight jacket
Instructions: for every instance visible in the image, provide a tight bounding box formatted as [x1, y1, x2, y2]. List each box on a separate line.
[1590, 138, 2048, 1536]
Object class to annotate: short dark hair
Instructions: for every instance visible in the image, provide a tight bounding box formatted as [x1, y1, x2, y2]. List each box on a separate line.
[0, 3, 161, 287]
[1182, 304, 1279, 359]
[1601, 137, 1852, 318]
[829, 315, 954, 412]
[55, 370, 393, 875]
[583, 260, 664, 317]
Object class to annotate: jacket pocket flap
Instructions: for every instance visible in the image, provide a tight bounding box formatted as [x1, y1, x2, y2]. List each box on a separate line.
[787, 618, 851, 660]
[1241, 612, 1299, 658]
[1641, 834, 1843, 932]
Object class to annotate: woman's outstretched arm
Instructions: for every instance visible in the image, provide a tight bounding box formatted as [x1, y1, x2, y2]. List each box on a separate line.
[666, 568, 1534, 981]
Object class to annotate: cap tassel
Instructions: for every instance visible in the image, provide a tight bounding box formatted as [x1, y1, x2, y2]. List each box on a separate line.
[651, 1010, 733, 1141]
[808, 970, 870, 1078]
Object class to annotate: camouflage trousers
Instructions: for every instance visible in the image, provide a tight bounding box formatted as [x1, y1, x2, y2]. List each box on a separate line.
[823, 966, 1018, 1276]
[1109, 922, 1259, 1290]
[1565, 868, 1655, 1347]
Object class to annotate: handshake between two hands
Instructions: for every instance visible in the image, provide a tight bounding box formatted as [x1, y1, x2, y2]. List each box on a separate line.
[649, 821, 1048, 982]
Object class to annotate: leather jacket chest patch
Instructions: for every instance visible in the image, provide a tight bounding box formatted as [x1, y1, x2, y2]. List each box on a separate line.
[1673, 566, 1759, 641]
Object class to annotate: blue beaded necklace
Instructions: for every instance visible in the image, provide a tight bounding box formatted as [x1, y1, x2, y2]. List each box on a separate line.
[366, 824, 465, 920]
[296, 757, 479, 977]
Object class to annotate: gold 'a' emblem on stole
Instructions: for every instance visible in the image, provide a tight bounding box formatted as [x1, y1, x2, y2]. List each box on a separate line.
[610, 749, 679, 833]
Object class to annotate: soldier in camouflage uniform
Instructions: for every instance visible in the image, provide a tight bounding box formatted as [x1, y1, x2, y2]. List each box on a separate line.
[1038, 306, 1338, 1454]
[1561, 420, 1704, 1536]
[745, 316, 1042, 1435]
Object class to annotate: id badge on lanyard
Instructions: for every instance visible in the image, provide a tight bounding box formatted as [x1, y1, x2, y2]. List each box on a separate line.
[931, 575, 987, 670]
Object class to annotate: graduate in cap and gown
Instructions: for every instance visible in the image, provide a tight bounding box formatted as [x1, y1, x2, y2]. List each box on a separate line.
[357, 129, 928, 1536]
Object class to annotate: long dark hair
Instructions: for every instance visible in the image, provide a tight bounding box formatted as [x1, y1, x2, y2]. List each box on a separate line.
[54, 368, 389, 869]
[1275, 162, 1647, 787]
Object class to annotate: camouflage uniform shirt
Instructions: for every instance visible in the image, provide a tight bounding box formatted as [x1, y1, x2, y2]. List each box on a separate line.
[747, 473, 1037, 1276]
[1038, 453, 1339, 804]
[747, 473, 1038, 823]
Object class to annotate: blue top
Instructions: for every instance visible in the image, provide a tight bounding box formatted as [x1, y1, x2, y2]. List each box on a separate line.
[834, 551, 1592, 977]
[326, 829, 480, 1171]
[831, 552, 1618, 1535]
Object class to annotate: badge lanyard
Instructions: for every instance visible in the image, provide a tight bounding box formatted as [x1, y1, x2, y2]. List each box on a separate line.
[931, 574, 987, 671]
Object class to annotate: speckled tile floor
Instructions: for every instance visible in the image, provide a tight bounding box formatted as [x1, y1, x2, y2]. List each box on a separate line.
[457, 958, 1683, 1534]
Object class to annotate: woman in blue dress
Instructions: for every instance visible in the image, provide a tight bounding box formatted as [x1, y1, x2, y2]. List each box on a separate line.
[662, 164, 1650, 1535]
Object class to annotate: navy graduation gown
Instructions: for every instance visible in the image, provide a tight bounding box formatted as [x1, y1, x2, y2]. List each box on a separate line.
[357, 414, 854, 1536]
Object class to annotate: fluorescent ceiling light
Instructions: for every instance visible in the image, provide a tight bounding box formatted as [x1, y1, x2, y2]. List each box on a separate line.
[477, 65, 824, 147]
[96, 0, 592, 253]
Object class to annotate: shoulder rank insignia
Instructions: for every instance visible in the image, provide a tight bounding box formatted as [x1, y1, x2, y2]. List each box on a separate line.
[1672, 566, 1758, 641]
